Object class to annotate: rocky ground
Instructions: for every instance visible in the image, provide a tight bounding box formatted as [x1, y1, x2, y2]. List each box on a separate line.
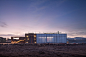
[0, 44, 86, 57]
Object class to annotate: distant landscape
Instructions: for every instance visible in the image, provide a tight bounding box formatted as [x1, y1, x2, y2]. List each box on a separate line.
[67, 37, 86, 44]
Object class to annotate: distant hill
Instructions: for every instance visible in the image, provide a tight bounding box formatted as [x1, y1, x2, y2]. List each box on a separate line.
[67, 37, 86, 43]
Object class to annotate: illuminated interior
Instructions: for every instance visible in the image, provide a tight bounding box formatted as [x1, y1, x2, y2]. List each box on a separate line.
[47, 37, 54, 42]
[34, 42, 36, 43]
[34, 38, 36, 40]
[26, 42, 28, 43]
[39, 37, 46, 38]
[11, 39, 25, 44]
[27, 38, 29, 40]
[26, 36, 28, 37]
[13, 38, 19, 40]
[34, 35, 36, 37]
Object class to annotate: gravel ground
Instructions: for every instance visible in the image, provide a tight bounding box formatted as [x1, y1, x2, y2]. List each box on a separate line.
[0, 44, 86, 57]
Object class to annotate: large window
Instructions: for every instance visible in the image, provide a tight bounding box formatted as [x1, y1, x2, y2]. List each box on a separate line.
[27, 38, 29, 40]
[13, 38, 19, 39]
[26, 35, 28, 37]
[34, 35, 36, 37]
[47, 37, 54, 43]
[39, 37, 46, 43]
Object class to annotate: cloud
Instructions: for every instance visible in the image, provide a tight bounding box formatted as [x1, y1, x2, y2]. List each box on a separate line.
[0, 34, 24, 39]
[0, 34, 16, 36]
[0, 34, 24, 37]
[27, 0, 48, 12]
[67, 31, 86, 37]
[0, 21, 8, 28]
[76, 31, 86, 35]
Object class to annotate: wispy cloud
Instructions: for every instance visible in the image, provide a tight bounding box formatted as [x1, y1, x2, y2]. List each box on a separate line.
[0, 34, 15, 36]
[27, 0, 47, 14]
[0, 34, 24, 37]
[67, 31, 86, 38]
[0, 21, 8, 28]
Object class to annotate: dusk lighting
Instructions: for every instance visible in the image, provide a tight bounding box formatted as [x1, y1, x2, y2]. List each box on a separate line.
[0, 0, 86, 57]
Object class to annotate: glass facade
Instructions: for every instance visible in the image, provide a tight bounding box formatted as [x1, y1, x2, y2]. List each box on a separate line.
[47, 37, 54, 43]
[11, 33, 67, 44]
[36, 34, 67, 43]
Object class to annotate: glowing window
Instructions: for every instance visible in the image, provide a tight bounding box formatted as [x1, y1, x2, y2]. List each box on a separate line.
[34, 38, 36, 40]
[39, 37, 46, 38]
[26, 35, 28, 37]
[27, 38, 29, 40]
[47, 37, 54, 42]
[13, 38, 19, 39]
[26, 42, 28, 43]
[34, 35, 36, 37]
[34, 42, 36, 43]
[47, 37, 53, 38]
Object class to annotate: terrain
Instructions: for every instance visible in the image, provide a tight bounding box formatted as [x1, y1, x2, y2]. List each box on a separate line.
[0, 44, 86, 57]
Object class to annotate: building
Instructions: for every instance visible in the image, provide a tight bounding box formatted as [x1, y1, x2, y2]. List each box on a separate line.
[25, 33, 67, 44]
[11, 32, 67, 44]
[25, 33, 36, 43]
[6, 39, 11, 43]
[0, 37, 6, 42]
[11, 37, 25, 44]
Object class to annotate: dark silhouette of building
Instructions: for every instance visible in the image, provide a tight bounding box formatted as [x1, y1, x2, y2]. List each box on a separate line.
[0, 37, 6, 43]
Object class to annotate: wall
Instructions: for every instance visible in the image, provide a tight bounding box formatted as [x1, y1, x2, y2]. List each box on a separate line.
[36, 34, 67, 44]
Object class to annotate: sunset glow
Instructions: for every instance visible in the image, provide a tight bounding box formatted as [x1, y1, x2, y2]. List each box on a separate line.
[0, 0, 86, 38]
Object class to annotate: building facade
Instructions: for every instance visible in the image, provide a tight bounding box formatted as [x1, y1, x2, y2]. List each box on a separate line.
[25, 33, 36, 43]
[11, 33, 67, 44]
[36, 34, 67, 44]
[25, 33, 67, 44]
[11, 37, 25, 44]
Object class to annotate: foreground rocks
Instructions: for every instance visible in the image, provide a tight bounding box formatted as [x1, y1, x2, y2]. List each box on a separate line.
[0, 44, 86, 57]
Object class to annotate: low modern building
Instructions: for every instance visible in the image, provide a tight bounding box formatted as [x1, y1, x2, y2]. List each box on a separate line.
[25, 33, 67, 44]
[11, 32, 67, 44]
[11, 37, 25, 44]
[25, 33, 36, 43]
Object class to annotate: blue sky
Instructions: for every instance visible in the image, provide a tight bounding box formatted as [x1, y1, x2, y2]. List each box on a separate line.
[0, 0, 86, 38]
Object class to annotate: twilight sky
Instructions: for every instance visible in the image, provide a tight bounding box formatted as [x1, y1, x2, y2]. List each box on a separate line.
[0, 0, 86, 38]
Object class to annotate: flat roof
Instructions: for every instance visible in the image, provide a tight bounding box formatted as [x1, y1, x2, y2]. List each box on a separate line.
[25, 33, 67, 34]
